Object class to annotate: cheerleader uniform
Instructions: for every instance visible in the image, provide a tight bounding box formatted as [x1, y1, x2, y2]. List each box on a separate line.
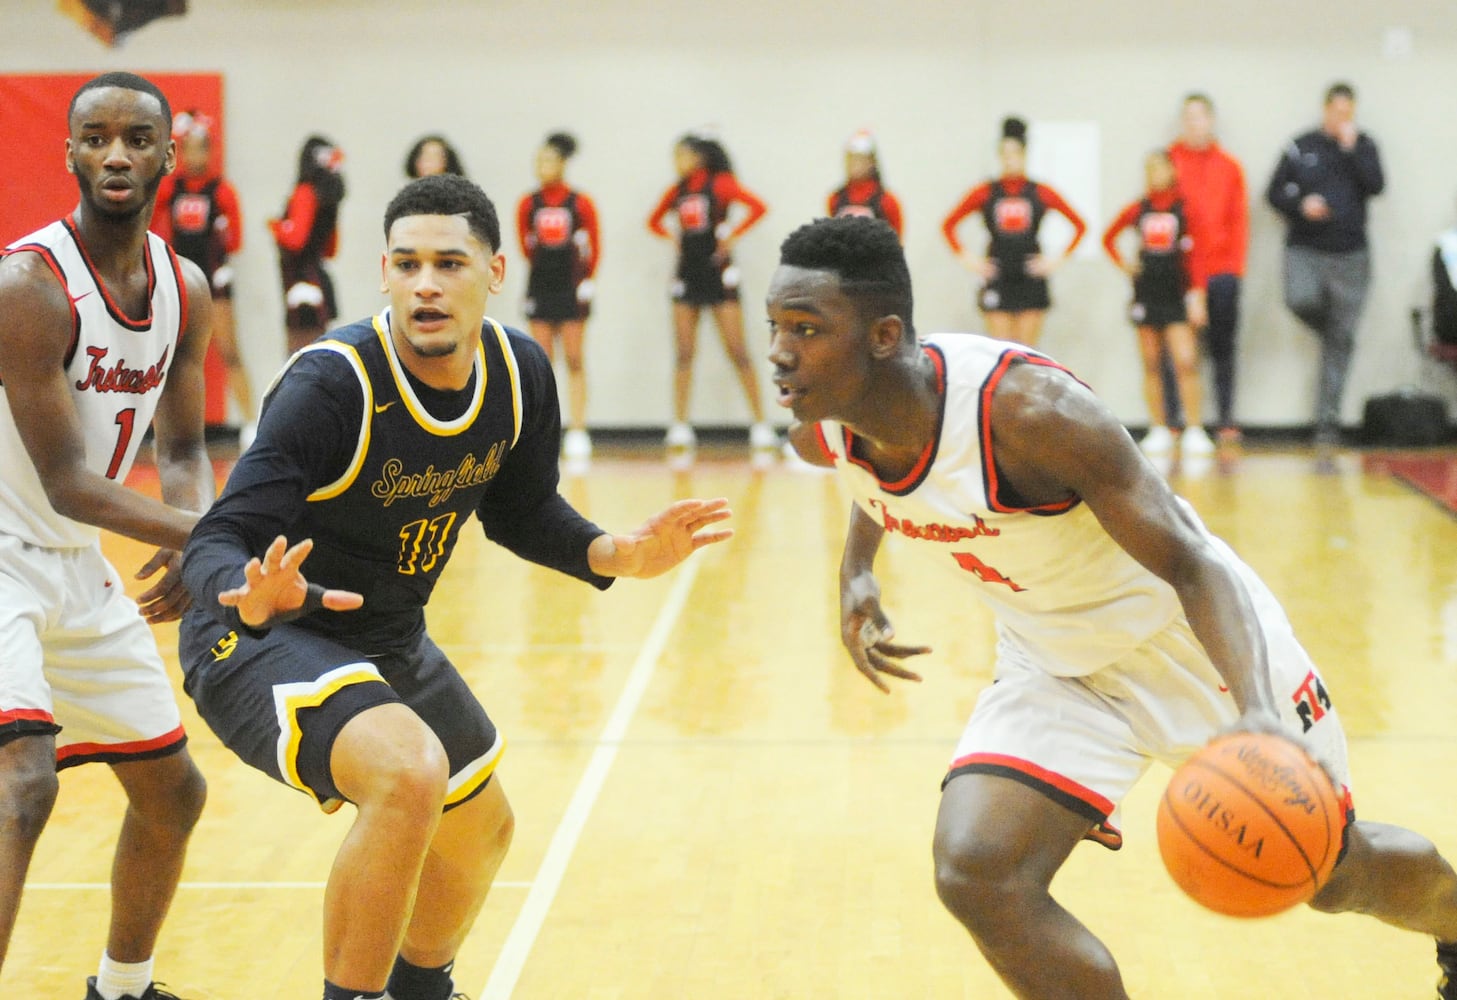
[517, 182, 600, 322]
[942, 177, 1086, 313]
[647, 168, 767, 306]
[1102, 190, 1191, 329]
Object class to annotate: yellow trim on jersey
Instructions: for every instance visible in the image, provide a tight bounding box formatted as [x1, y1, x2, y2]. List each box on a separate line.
[373, 310, 485, 436]
[271, 663, 384, 795]
[485, 317, 523, 446]
[444, 732, 507, 808]
[301, 341, 373, 501]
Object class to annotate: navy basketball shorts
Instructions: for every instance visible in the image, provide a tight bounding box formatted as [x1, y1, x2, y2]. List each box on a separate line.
[179, 608, 503, 813]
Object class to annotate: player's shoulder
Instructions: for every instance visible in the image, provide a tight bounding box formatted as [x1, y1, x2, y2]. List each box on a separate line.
[0, 234, 71, 314]
[493, 320, 547, 364]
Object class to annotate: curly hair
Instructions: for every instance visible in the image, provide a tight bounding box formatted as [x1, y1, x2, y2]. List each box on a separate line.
[383, 174, 500, 252]
[778, 216, 913, 332]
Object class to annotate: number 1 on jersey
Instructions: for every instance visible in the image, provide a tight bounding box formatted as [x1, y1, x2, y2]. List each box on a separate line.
[106, 408, 136, 480]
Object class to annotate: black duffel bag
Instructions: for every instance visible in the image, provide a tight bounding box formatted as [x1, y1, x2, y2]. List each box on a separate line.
[1362, 388, 1451, 446]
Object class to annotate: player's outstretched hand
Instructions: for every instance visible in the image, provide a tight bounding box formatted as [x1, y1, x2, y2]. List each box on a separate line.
[135, 548, 190, 624]
[218, 535, 364, 628]
[840, 571, 929, 693]
[588, 497, 733, 579]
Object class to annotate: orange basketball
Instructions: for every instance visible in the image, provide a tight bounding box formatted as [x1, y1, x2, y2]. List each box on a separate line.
[1156, 730, 1346, 918]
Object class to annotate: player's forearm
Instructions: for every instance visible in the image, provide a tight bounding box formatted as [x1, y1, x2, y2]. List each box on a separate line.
[839, 503, 885, 583]
[157, 446, 215, 520]
[46, 471, 197, 551]
[1174, 555, 1277, 717]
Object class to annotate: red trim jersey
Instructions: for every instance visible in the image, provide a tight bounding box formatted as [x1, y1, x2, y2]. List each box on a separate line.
[941, 176, 1086, 258]
[646, 168, 768, 245]
[0, 218, 187, 547]
[152, 171, 243, 278]
[827, 179, 904, 237]
[813, 333, 1239, 676]
[516, 182, 600, 279]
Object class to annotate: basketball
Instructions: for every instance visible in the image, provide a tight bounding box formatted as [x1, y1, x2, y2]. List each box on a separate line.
[1156, 731, 1346, 918]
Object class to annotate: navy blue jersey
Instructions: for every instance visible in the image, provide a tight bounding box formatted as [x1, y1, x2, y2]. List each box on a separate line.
[182, 311, 610, 653]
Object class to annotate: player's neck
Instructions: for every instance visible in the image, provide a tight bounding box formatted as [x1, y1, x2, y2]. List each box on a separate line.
[70, 202, 151, 277]
[399, 342, 477, 391]
[841, 353, 940, 473]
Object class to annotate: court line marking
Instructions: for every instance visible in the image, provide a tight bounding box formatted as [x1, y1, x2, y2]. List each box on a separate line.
[480, 557, 702, 1000]
[27, 880, 532, 891]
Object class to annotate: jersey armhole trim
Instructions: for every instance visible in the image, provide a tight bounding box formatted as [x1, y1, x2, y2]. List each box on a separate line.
[304, 341, 372, 501]
[486, 317, 524, 446]
[1, 244, 81, 369]
[978, 350, 1083, 516]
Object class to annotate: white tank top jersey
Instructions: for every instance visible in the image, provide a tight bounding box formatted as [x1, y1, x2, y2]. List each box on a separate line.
[0, 217, 187, 548]
[817, 332, 1238, 677]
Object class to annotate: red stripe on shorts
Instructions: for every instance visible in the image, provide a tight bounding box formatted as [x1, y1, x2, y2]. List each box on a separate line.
[56, 724, 186, 764]
[947, 750, 1115, 817]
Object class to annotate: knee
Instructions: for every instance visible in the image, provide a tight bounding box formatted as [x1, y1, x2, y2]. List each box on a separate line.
[0, 756, 59, 843]
[125, 755, 208, 833]
[359, 727, 450, 819]
[932, 835, 1035, 937]
[564, 354, 585, 375]
[674, 349, 696, 370]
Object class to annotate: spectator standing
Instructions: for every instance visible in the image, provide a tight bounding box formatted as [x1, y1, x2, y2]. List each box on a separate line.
[1266, 82, 1384, 447]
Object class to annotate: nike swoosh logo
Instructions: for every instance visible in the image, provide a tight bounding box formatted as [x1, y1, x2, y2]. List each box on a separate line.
[374, 400, 396, 413]
[69, 291, 93, 306]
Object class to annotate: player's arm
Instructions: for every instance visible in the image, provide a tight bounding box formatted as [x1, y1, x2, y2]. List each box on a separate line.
[181, 354, 362, 632]
[478, 337, 731, 581]
[0, 252, 196, 551]
[153, 257, 215, 516]
[838, 501, 928, 693]
[988, 362, 1279, 721]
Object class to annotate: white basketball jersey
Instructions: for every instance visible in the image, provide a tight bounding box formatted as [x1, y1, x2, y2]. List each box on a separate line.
[818, 333, 1233, 676]
[0, 218, 186, 548]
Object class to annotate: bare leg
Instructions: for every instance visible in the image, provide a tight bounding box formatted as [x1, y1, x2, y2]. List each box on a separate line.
[1310, 820, 1457, 941]
[528, 320, 557, 365]
[1136, 326, 1168, 426]
[710, 301, 765, 422]
[1010, 310, 1047, 347]
[210, 298, 254, 421]
[934, 773, 1130, 1000]
[103, 750, 206, 961]
[983, 311, 1015, 341]
[324, 703, 449, 992]
[672, 303, 700, 424]
[398, 777, 514, 968]
[559, 319, 588, 432]
[1165, 323, 1203, 430]
[0, 736, 59, 970]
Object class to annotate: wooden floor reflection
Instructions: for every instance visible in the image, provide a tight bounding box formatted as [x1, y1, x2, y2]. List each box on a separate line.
[7, 444, 1457, 998]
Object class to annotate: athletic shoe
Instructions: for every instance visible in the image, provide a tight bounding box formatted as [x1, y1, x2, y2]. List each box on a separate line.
[84, 979, 185, 1000]
[1181, 425, 1215, 456]
[562, 428, 592, 460]
[664, 422, 696, 450]
[1139, 425, 1174, 456]
[1436, 940, 1457, 999]
[748, 421, 779, 450]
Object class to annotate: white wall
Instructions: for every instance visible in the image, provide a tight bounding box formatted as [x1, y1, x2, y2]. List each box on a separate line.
[7, 0, 1457, 428]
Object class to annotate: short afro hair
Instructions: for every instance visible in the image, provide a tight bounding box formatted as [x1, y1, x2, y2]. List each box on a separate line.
[383, 174, 500, 253]
[778, 216, 913, 331]
[68, 72, 171, 130]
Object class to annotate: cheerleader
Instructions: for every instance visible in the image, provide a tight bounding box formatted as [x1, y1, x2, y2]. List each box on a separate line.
[827, 129, 903, 239]
[1102, 150, 1213, 456]
[517, 132, 600, 460]
[153, 110, 255, 443]
[403, 134, 466, 178]
[942, 116, 1087, 346]
[269, 135, 345, 355]
[647, 133, 773, 453]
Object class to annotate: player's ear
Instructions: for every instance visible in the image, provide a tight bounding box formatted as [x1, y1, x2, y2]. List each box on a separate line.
[868, 314, 907, 360]
[379, 253, 388, 294]
[487, 251, 506, 295]
[64, 138, 76, 175]
[162, 138, 176, 176]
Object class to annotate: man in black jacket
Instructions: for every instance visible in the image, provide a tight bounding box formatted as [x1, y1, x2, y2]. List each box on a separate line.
[1267, 81, 1385, 447]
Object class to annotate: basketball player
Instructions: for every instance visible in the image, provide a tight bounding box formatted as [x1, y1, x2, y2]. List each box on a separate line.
[770, 215, 1457, 1000]
[178, 174, 732, 1000]
[517, 132, 599, 461]
[647, 132, 776, 455]
[152, 110, 255, 446]
[1102, 150, 1214, 457]
[942, 117, 1087, 347]
[827, 129, 903, 239]
[0, 73, 214, 1000]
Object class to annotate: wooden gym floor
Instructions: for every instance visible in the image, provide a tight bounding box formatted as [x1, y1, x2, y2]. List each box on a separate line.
[6, 441, 1457, 999]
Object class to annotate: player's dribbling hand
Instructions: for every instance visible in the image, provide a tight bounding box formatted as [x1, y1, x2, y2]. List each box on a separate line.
[840, 573, 929, 693]
[218, 535, 364, 628]
[588, 498, 733, 579]
[135, 548, 190, 624]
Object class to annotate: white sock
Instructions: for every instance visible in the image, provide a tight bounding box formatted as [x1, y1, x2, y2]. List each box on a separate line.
[96, 953, 153, 1000]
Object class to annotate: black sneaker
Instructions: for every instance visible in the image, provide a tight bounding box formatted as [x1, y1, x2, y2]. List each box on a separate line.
[84, 978, 184, 1000]
[1438, 940, 1457, 999]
